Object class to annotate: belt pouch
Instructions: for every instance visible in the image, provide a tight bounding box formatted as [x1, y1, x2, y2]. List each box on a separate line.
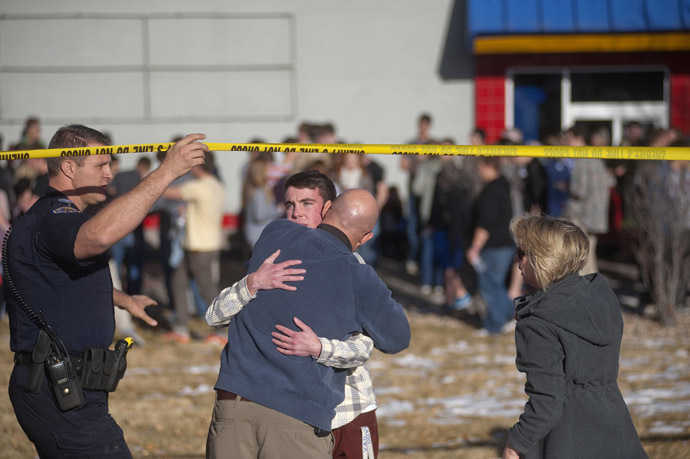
[105, 352, 127, 392]
[80, 348, 106, 390]
[26, 330, 52, 393]
[102, 350, 119, 391]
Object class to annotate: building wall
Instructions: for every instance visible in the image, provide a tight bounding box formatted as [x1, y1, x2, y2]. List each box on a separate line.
[671, 73, 690, 131]
[0, 0, 475, 212]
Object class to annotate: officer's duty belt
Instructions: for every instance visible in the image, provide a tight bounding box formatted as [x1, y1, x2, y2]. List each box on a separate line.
[15, 352, 85, 374]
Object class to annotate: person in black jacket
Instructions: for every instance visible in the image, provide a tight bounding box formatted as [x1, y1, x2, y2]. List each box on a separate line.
[467, 157, 514, 333]
[503, 215, 647, 459]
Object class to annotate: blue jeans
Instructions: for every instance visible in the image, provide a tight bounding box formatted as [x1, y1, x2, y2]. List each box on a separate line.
[406, 194, 419, 264]
[476, 246, 515, 333]
[110, 233, 134, 275]
[191, 279, 209, 317]
[358, 220, 380, 268]
[110, 232, 143, 294]
[420, 228, 443, 287]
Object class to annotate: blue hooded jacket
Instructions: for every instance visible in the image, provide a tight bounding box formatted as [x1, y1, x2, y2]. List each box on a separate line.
[215, 219, 410, 430]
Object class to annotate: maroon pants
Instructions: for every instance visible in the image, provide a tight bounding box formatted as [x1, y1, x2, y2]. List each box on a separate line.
[332, 410, 378, 458]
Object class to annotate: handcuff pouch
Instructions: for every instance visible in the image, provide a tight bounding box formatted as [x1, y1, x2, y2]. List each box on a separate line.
[26, 329, 52, 393]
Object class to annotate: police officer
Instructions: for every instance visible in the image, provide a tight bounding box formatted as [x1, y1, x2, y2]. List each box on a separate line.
[6, 125, 208, 458]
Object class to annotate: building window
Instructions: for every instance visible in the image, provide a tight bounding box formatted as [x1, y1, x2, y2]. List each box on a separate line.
[571, 71, 665, 102]
[508, 67, 669, 145]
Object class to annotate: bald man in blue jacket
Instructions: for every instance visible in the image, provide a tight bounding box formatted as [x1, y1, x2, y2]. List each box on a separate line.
[207, 189, 411, 458]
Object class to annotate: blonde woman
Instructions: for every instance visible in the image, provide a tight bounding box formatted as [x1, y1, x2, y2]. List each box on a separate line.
[242, 158, 282, 247]
[503, 215, 647, 459]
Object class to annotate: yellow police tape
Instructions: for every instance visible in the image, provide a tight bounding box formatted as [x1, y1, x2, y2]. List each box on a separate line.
[1, 142, 689, 161]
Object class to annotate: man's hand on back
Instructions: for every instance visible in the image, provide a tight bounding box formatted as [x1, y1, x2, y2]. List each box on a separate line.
[247, 249, 305, 296]
[272, 317, 322, 358]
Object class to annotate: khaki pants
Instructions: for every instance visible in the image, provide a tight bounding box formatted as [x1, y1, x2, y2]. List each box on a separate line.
[171, 250, 220, 331]
[206, 395, 333, 459]
[582, 233, 599, 275]
[569, 219, 600, 276]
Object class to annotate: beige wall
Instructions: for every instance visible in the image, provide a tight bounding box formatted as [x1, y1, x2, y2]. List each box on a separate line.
[0, 0, 474, 212]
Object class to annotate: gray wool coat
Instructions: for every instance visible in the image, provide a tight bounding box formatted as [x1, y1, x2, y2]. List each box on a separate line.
[508, 273, 648, 459]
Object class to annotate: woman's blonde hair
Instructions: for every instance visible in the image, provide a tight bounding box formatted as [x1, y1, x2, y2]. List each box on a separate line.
[509, 214, 589, 289]
[241, 158, 273, 209]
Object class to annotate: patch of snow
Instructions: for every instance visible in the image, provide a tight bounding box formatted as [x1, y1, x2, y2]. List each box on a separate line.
[425, 393, 525, 420]
[182, 364, 219, 375]
[179, 384, 215, 397]
[127, 366, 164, 376]
[376, 400, 415, 418]
[375, 386, 403, 396]
[392, 354, 440, 370]
[647, 424, 685, 435]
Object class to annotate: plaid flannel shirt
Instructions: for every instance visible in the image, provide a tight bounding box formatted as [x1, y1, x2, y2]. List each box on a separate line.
[206, 275, 377, 429]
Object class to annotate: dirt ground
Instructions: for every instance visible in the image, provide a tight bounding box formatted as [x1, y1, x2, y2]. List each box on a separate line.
[1, 254, 688, 458]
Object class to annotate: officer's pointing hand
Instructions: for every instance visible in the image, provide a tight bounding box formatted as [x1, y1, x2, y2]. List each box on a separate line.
[160, 133, 209, 179]
[120, 294, 159, 327]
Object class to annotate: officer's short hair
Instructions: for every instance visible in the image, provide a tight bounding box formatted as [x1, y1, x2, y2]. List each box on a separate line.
[47, 124, 111, 177]
[284, 170, 336, 204]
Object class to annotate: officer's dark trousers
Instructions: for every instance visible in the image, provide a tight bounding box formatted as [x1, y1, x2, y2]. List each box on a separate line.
[9, 364, 132, 458]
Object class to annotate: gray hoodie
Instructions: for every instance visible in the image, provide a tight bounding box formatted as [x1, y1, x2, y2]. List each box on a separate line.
[508, 273, 648, 459]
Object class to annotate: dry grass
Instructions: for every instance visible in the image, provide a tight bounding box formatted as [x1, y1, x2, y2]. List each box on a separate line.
[1, 258, 688, 458]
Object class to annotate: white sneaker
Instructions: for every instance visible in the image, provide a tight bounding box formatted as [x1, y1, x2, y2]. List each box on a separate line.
[420, 285, 432, 295]
[451, 293, 472, 311]
[405, 261, 419, 275]
[473, 329, 489, 338]
[433, 286, 445, 296]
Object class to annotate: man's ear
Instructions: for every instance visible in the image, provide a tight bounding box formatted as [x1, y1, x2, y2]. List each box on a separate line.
[60, 159, 77, 180]
[355, 231, 374, 249]
[321, 200, 332, 218]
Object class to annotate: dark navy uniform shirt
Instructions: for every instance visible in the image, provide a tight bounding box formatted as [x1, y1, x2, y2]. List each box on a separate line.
[6, 187, 114, 355]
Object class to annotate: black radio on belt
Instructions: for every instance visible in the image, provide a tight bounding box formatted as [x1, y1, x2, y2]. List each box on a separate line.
[45, 354, 85, 411]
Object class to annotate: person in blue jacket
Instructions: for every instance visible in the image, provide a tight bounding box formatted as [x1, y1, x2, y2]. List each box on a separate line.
[207, 189, 411, 458]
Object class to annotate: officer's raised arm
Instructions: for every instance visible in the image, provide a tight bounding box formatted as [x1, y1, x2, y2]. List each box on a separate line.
[74, 134, 207, 259]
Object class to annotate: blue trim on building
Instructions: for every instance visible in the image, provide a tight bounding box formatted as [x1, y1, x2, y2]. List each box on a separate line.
[468, 0, 690, 38]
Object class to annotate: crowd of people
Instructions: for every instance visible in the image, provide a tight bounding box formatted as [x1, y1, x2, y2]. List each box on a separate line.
[2, 113, 684, 458]
[2, 115, 688, 339]
[236, 114, 690, 336]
